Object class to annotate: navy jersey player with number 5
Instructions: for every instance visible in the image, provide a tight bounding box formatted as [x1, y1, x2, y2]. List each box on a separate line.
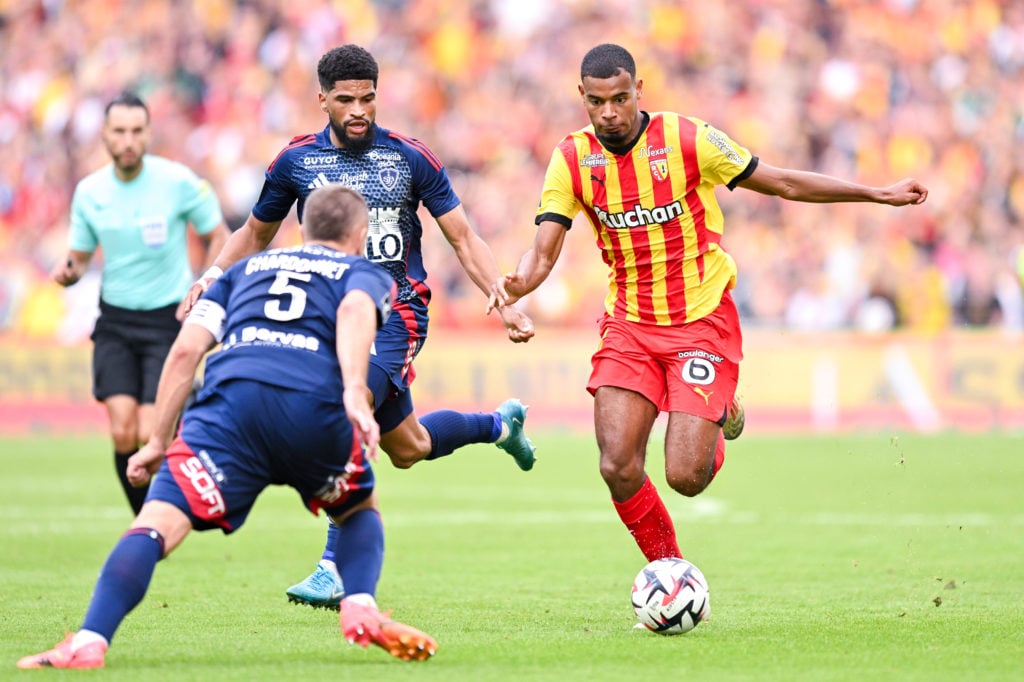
[180, 44, 537, 610]
[17, 185, 438, 669]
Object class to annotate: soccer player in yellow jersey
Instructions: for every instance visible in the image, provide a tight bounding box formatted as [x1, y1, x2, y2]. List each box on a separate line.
[490, 43, 928, 563]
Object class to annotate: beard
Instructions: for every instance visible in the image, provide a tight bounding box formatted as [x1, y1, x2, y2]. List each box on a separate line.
[330, 118, 374, 153]
[594, 127, 631, 149]
[112, 150, 143, 176]
[116, 157, 143, 175]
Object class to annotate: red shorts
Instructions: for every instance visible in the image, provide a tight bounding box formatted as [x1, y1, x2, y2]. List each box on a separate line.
[587, 291, 743, 422]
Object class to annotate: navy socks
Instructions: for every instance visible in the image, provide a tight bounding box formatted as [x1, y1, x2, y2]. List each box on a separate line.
[420, 410, 501, 460]
[81, 528, 165, 642]
[332, 509, 384, 597]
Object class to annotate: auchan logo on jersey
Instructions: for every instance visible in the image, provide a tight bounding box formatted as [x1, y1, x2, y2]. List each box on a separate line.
[595, 200, 684, 229]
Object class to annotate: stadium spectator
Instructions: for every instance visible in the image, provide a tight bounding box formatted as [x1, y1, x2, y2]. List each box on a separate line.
[1, 1, 1022, 336]
[49, 91, 229, 515]
[489, 43, 928, 563]
[17, 184, 437, 669]
[181, 44, 537, 610]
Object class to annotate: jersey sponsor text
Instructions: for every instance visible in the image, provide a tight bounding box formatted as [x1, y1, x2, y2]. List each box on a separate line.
[595, 200, 685, 229]
[222, 326, 321, 352]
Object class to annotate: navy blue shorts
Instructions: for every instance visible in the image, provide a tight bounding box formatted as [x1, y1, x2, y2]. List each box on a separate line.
[146, 379, 374, 533]
[369, 303, 426, 433]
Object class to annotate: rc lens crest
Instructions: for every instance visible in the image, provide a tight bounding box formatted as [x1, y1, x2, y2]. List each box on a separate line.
[651, 160, 669, 182]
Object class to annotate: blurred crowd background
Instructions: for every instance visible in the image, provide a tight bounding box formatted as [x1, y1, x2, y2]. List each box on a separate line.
[2, 0, 1023, 343]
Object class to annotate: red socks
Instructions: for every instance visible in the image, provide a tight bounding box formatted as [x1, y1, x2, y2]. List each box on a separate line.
[613, 476, 681, 561]
[613, 434, 725, 561]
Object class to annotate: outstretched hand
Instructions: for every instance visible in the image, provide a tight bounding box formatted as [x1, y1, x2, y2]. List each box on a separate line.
[881, 178, 929, 206]
[486, 273, 534, 343]
[487, 274, 520, 311]
[127, 442, 166, 487]
[486, 272, 526, 313]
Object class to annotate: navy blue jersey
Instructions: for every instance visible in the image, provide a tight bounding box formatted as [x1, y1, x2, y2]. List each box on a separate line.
[190, 244, 394, 403]
[252, 124, 460, 313]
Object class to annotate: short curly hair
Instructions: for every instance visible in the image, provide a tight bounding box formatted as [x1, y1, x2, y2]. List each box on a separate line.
[317, 44, 379, 90]
[580, 43, 636, 81]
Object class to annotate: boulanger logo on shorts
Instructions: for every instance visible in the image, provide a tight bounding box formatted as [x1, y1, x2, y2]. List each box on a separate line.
[678, 349, 723, 386]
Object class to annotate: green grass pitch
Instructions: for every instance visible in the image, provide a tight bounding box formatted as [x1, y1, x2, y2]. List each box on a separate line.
[1, 430, 1022, 681]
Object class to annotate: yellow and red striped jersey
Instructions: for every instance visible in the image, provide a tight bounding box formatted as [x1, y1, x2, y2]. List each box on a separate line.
[536, 112, 755, 325]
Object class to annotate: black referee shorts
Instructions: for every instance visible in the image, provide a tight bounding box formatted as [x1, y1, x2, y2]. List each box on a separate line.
[90, 301, 181, 403]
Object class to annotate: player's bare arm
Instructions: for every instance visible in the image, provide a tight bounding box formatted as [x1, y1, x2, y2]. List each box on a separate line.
[436, 206, 536, 343]
[200, 222, 232, 270]
[181, 214, 284, 316]
[488, 220, 568, 311]
[737, 162, 928, 206]
[127, 324, 216, 487]
[336, 290, 381, 459]
[51, 250, 92, 287]
[176, 221, 232, 320]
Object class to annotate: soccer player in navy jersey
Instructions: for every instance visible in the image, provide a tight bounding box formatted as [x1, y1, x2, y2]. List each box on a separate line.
[18, 185, 437, 669]
[180, 44, 536, 609]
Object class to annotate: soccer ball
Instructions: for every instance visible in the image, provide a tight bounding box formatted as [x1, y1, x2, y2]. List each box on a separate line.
[631, 557, 710, 634]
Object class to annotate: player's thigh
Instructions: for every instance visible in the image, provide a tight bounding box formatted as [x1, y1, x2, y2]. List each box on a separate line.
[663, 411, 721, 485]
[593, 385, 659, 474]
[379, 409, 431, 466]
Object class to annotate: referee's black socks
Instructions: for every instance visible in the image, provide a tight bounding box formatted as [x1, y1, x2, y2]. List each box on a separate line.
[114, 450, 148, 515]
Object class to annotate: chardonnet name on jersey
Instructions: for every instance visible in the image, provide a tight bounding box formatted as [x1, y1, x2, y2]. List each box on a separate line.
[245, 253, 352, 280]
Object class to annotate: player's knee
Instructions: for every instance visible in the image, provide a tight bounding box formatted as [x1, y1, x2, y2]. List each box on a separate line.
[110, 426, 139, 452]
[382, 421, 434, 464]
[386, 451, 419, 469]
[665, 468, 712, 497]
[381, 433, 431, 469]
[598, 452, 644, 491]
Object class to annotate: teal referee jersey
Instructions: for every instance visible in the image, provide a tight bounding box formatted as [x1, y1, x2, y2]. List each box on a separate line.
[68, 154, 224, 310]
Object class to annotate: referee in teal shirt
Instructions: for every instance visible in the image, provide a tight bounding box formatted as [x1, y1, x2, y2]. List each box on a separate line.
[51, 92, 230, 514]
